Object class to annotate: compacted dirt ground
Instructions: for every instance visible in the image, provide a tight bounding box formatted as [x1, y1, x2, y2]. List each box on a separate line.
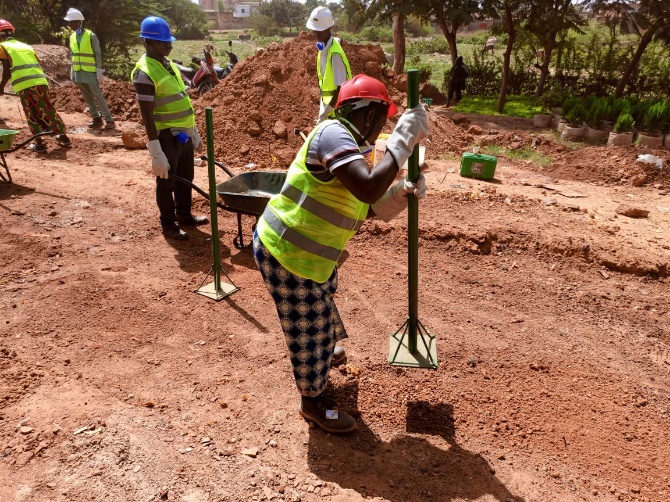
[1, 36, 670, 502]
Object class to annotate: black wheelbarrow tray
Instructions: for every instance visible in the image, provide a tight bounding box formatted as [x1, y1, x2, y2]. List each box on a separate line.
[0, 129, 54, 183]
[172, 159, 286, 249]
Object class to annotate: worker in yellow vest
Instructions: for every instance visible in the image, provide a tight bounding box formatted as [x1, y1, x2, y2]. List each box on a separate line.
[0, 19, 71, 153]
[131, 16, 207, 241]
[306, 6, 351, 124]
[253, 75, 429, 433]
[64, 8, 115, 130]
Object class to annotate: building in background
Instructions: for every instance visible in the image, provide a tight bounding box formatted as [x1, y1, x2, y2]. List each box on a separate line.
[197, 0, 259, 29]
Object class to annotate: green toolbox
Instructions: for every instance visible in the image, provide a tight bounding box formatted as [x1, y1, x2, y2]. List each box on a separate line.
[459, 152, 497, 180]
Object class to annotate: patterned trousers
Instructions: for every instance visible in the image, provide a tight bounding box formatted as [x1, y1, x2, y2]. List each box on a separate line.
[18, 85, 67, 136]
[253, 231, 347, 397]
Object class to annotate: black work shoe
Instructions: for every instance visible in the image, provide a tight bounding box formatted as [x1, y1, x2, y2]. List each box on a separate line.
[104, 121, 116, 130]
[89, 117, 103, 128]
[177, 214, 209, 227]
[332, 345, 347, 367]
[162, 225, 188, 241]
[299, 395, 357, 434]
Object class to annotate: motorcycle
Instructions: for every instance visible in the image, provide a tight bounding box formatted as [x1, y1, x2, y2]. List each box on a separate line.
[175, 41, 238, 97]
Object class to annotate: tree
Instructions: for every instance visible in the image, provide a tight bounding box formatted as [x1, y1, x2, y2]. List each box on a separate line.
[588, 0, 670, 97]
[482, 0, 531, 113]
[525, 0, 587, 96]
[258, 0, 305, 32]
[371, 0, 417, 74]
[426, 0, 480, 65]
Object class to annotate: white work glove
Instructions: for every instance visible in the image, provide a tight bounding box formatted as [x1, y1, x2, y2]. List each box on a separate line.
[147, 139, 170, 179]
[96, 68, 105, 86]
[386, 105, 429, 170]
[192, 127, 204, 155]
[316, 104, 334, 125]
[371, 174, 426, 222]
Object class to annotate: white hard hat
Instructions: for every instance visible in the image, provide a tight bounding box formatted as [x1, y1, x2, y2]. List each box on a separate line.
[64, 8, 85, 22]
[306, 6, 334, 31]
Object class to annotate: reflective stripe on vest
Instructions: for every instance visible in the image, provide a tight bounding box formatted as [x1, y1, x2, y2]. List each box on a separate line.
[0, 39, 48, 92]
[316, 38, 351, 109]
[257, 121, 368, 283]
[131, 54, 195, 130]
[69, 30, 96, 72]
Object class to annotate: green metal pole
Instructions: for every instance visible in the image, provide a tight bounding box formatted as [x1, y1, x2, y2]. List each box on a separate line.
[406, 70, 420, 353]
[205, 107, 221, 291]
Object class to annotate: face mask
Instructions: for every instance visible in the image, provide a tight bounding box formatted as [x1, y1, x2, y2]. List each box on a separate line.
[76, 27, 83, 34]
[316, 42, 325, 51]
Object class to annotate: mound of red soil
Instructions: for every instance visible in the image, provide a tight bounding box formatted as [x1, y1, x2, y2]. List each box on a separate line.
[51, 80, 140, 122]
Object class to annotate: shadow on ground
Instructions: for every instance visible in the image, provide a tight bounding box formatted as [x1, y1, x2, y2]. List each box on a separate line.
[307, 381, 525, 502]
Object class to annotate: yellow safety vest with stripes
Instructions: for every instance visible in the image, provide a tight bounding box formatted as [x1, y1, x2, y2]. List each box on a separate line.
[69, 30, 96, 72]
[0, 38, 48, 92]
[257, 121, 369, 283]
[131, 54, 195, 130]
[316, 38, 351, 113]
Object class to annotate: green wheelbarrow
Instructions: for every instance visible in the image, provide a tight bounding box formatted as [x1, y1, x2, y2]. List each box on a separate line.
[0, 129, 54, 183]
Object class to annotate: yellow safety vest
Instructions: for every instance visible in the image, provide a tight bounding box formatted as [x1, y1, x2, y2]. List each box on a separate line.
[316, 38, 352, 113]
[0, 38, 48, 92]
[131, 54, 195, 130]
[257, 121, 369, 283]
[69, 30, 96, 72]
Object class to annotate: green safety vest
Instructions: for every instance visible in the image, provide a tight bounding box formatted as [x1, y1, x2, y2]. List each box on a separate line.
[131, 54, 195, 130]
[69, 30, 96, 72]
[0, 38, 48, 92]
[316, 38, 351, 114]
[257, 121, 368, 283]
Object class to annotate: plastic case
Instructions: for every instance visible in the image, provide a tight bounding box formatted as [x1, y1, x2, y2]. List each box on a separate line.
[0, 129, 20, 152]
[460, 152, 497, 179]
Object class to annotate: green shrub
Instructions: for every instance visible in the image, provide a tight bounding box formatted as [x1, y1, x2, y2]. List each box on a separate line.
[407, 37, 450, 56]
[586, 98, 607, 128]
[643, 100, 669, 132]
[405, 16, 433, 38]
[357, 25, 394, 43]
[250, 14, 279, 37]
[614, 112, 634, 133]
[406, 55, 432, 83]
[565, 104, 586, 126]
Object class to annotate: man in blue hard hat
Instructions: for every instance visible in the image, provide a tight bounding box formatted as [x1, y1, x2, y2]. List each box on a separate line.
[131, 16, 208, 241]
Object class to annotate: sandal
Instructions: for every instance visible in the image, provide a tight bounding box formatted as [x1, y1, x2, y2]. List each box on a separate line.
[56, 135, 72, 147]
[28, 143, 47, 153]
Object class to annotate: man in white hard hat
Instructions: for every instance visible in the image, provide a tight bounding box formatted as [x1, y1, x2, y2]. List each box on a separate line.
[64, 7, 115, 129]
[306, 6, 351, 124]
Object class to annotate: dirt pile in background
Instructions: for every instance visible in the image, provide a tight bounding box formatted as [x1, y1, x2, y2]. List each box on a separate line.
[193, 32, 447, 170]
[52, 80, 140, 122]
[32, 44, 70, 82]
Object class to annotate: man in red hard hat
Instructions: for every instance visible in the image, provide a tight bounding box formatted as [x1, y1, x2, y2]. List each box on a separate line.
[306, 6, 351, 124]
[253, 74, 429, 434]
[0, 19, 72, 153]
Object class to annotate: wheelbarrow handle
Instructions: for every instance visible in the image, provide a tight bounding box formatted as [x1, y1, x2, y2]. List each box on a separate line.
[199, 155, 234, 178]
[7, 131, 55, 153]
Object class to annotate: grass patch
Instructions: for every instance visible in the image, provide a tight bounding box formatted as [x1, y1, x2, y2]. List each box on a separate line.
[452, 95, 542, 118]
[483, 144, 553, 167]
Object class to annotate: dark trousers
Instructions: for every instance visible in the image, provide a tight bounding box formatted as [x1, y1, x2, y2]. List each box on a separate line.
[448, 83, 463, 104]
[156, 129, 195, 227]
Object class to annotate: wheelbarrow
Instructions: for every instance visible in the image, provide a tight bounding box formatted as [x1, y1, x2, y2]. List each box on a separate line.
[172, 157, 286, 249]
[0, 129, 54, 183]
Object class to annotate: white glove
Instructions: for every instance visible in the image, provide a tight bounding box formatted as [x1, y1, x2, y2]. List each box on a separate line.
[316, 104, 334, 124]
[386, 105, 429, 170]
[147, 139, 170, 179]
[371, 174, 427, 222]
[96, 68, 105, 86]
[192, 127, 204, 155]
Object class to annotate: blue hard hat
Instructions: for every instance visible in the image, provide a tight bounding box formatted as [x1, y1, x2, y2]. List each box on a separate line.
[139, 16, 175, 42]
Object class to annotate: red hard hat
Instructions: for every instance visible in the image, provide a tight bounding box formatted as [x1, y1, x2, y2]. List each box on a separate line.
[335, 74, 397, 117]
[0, 19, 15, 33]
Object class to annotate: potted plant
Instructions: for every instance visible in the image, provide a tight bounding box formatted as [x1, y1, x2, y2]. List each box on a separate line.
[557, 96, 577, 133]
[584, 98, 608, 144]
[638, 100, 666, 148]
[533, 88, 561, 128]
[561, 103, 586, 141]
[607, 112, 634, 146]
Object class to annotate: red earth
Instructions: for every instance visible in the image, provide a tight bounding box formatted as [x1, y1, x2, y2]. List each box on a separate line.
[1, 37, 669, 502]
